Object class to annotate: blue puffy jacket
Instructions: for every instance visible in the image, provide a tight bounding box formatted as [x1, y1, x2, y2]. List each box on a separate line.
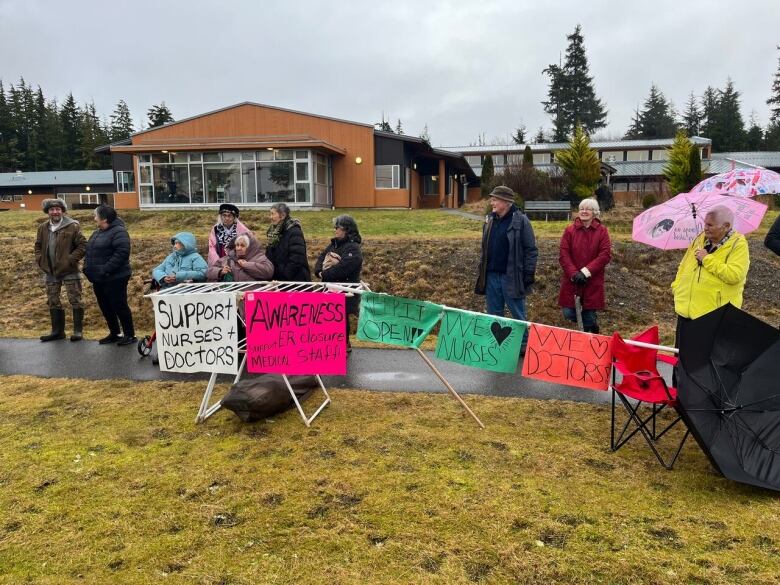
[152, 232, 207, 288]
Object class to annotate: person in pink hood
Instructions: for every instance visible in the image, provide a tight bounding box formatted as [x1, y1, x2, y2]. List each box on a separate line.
[207, 234, 273, 282]
[207, 203, 252, 265]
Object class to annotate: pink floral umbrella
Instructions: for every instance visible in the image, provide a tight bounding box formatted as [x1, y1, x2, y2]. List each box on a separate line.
[633, 191, 767, 250]
[690, 168, 780, 197]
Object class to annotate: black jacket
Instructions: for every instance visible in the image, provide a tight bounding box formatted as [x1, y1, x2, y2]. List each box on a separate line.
[314, 236, 363, 314]
[83, 218, 132, 283]
[765, 215, 780, 257]
[475, 209, 538, 297]
[266, 222, 311, 282]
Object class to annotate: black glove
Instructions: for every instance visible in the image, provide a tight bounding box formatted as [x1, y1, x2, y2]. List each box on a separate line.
[571, 271, 587, 285]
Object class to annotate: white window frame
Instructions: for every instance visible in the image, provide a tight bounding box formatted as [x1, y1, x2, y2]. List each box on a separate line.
[375, 164, 400, 189]
[116, 170, 134, 192]
[79, 193, 99, 204]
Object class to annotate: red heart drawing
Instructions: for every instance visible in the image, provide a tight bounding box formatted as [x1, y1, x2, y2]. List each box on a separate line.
[589, 336, 610, 360]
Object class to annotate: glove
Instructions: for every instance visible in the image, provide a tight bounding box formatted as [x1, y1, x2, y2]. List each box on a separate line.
[572, 270, 587, 285]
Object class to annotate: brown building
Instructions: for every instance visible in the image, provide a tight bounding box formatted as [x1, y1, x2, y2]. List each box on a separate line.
[0, 170, 115, 211]
[98, 102, 476, 210]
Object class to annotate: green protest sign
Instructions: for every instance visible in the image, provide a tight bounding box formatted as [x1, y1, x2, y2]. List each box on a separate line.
[435, 308, 526, 374]
[357, 292, 442, 348]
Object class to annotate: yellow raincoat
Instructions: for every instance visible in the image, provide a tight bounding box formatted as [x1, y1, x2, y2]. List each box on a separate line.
[671, 231, 750, 320]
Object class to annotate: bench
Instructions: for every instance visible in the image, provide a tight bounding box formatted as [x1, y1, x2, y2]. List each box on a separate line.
[524, 200, 572, 221]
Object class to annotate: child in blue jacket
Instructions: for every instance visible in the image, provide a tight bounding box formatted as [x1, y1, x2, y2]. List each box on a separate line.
[152, 232, 207, 288]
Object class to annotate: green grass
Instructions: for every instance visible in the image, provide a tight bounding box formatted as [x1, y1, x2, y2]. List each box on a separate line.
[1, 376, 779, 584]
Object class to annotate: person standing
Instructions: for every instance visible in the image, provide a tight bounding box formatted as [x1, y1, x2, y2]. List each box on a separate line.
[265, 202, 311, 281]
[83, 204, 136, 346]
[671, 205, 749, 345]
[207, 203, 252, 265]
[558, 197, 612, 333]
[34, 198, 87, 342]
[765, 214, 780, 257]
[475, 186, 538, 331]
[314, 214, 363, 352]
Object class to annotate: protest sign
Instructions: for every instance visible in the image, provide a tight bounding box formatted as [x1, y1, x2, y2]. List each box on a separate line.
[357, 292, 442, 348]
[435, 308, 526, 373]
[245, 291, 347, 375]
[153, 292, 238, 374]
[521, 324, 613, 391]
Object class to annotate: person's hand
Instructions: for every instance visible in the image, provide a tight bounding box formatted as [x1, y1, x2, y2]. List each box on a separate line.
[221, 265, 231, 275]
[694, 248, 708, 262]
[237, 259, 247, 268]
[164, 274, 177, 284]
[571, 271, 587, 285]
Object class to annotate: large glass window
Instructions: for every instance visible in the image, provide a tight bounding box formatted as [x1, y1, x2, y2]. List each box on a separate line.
[258, 161, 294, 202]
[205, 163, 241, 204]
[375, 164, 400, 189]
[116, 170, 134, 192]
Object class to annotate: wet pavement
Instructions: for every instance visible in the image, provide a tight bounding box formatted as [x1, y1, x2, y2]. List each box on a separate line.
[0, 338, 621, 404]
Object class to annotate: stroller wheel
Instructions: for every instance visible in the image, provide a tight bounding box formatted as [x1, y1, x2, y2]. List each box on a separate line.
[137, 335, 153, 357]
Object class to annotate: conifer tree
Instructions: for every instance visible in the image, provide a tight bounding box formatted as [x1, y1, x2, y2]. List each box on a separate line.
[555, 124, 601, 200]
[59, 93, 82, 169]
[700, 86, 719, 139]
[623, 85, 677, 139]
[374, 114, 392, 132]
[110, 99, 135, 142]
[147, 101, 174, 128]
[543, 25, 607, 140]
[708, 79, 747, 151]
[481, 153, 494, 197]
[682, 92, 702, 137]
[662, 130, 692, 196]
[687, 143, 702, 191]
[79, 102, 110, 169]
[533, 127, 546, 144]
[767, 45, 780, 125]
[512, 122, 526, 145]
[0, 80, 21, 171]
[394, 119, 403, 135]
[420, 124, 431, 145]
[746, 113, 764, 150]
[523, 145, 533, 168]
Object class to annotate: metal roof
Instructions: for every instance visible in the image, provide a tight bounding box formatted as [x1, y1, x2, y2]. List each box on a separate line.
[440, 136, 711, 155]
[711, 152, 780, 168]
[0, 170, 114, 187]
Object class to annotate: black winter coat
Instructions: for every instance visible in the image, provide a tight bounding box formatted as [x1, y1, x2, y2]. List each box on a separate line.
[83, 218, 132, 283]
[266, 222, 311, 282]
[765, 215, 780, 257]
[475, 209, 538, 297]
[314, 236, 363, 314]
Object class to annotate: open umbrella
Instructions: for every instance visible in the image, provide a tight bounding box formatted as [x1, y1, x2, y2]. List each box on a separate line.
[676, 304, 780, 492]
[632, 191, 767, 250]
[690, 168, 780, 197]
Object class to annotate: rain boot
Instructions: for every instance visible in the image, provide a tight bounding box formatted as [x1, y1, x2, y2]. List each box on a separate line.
[40, 308, 66, 342]
[70, 308, 84, 342]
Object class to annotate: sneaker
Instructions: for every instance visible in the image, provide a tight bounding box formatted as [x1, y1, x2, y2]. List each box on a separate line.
[116, 336, 138, 346]
[98, 334, 120, 345]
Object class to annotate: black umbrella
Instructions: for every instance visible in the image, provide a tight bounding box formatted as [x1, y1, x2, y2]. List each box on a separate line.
[676, 304, 780, 491]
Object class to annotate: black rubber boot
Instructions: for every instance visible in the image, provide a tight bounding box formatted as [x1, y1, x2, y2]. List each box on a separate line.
[70, 308, 84, 342]
[40, 308, 66, 342]
[584, 324, 600, 334]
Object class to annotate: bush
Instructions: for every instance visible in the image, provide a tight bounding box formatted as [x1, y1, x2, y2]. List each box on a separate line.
[498, 162, 565, 202]
[642, 193, 657, 209]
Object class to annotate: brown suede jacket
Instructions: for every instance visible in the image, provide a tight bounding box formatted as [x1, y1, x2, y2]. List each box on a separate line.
[35, 218, 87, 278]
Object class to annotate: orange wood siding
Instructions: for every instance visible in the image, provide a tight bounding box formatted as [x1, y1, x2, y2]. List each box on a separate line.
[467, 186, 482, 202]
[0, 194, 49, 210]
[114, 192, 140, 209]
[132, 104, 376, 207]
[373, 189, 410, 208]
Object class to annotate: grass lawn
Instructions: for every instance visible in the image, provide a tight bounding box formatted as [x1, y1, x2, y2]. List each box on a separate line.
[1, 376, 779, 584]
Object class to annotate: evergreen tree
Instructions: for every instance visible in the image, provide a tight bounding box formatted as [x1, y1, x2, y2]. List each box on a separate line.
[543, 25, 607, 139]
[59, 92, 82, 170]
[555, 124, 601, 200]
[0, 80, 21, 171]
[765, 121, 780, 151]
[700, 86, 719, 139]
[420, 124, 431, 145]
[374, 114, 392, 132]
[523, 145, 533, 168]
[682, 92, 701, 136]
[767, 45, 780, 125]
[533, 127, 546, 144]
[79, 102, 110, 169]
[687, 143, 702, 191]
[394, 119, 403, 135]
[41, 98, 63, 170]
[663, 130, 692, 196]
[512, 122, 526, 145]
[623, 85, 678, 139]
[147, 101, 174, 128]
[110, 99, 135, 142]
[708, 79, 747, 151]
[746, 112, 764, 150]
[481, 153, 494, 197]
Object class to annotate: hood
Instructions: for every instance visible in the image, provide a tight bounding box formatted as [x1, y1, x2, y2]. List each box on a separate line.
[172, 231, 198, 255]
[51, 215, 77, 232]
[229, 234, 263, 260]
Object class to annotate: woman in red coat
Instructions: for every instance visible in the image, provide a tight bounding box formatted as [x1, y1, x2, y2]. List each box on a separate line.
[558, 197, 612, 333]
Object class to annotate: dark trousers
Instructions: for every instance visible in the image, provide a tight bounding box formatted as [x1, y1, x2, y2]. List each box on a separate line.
[672, 315, 691, 387]
[92, 276, 134, 337]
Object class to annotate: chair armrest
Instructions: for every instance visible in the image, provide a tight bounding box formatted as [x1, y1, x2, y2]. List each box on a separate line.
[657, 354, 678, 366]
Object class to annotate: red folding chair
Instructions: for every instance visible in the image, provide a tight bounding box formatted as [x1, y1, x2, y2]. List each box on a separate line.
[610, 326, 690, 469]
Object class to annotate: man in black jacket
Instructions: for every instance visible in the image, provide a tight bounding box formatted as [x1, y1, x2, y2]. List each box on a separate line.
[765, 215, 780, 257]
[475, 186, 538, 332]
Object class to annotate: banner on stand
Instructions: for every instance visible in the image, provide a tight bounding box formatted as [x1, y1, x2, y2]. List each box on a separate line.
[153, 292, 238, 374]
[521, 324, 613, 391]
[245, 291, 347, 375]
[435, 308, 526, 373]
[357, 292, 442, 348]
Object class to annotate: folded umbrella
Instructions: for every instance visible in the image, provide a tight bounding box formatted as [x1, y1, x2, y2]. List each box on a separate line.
[676, 304, 780, 491]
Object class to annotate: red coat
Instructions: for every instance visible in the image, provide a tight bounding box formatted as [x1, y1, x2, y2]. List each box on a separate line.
[558, 218, 612, 310]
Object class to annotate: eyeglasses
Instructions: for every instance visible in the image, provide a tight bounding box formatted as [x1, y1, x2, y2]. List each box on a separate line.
[334, 225, 345, 230]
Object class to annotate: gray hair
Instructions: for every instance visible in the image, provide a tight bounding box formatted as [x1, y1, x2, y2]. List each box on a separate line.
[270, 202, 290, 219]
[234, 234, 251, 247]
[705, 205, 734, 227]
[579, 197, 600, 217]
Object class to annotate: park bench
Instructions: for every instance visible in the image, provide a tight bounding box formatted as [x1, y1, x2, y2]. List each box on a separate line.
[524, 200, 572, 221]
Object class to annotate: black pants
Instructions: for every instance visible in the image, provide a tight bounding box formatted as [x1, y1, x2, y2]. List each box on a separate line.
[92, 276, 134, 337]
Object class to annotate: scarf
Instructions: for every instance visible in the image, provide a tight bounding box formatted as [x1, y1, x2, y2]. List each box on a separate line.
[266, 218, 299, 248]
[215, 222, 237, 255]
[704, 229, 734, 254]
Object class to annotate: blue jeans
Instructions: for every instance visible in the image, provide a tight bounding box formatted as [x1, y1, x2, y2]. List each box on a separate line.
[486, 272, 528, 350]
[562, 307, 598, 329]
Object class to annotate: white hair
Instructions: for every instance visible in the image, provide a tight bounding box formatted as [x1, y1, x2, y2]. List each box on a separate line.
[705, 205, 734, 227]
[234, 235, 251, 247]
[579, 197, 600, 217]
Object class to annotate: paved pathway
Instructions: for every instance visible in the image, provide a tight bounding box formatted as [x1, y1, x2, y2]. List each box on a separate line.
[0, 338, 618, 405]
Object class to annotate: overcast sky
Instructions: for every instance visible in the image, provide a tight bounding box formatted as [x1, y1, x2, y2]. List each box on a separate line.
[2, 0, 779, 146]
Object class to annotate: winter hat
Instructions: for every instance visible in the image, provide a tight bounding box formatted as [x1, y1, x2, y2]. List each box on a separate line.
[488, 186, 516, 203]
[42, 198, 67, 213]
[219, 203, 240, 217]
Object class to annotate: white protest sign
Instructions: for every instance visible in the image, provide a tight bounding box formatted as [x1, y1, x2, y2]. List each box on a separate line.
[153, 292, 238, 374]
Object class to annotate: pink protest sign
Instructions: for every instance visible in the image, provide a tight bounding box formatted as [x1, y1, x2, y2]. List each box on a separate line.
[244, 291, 347, 375]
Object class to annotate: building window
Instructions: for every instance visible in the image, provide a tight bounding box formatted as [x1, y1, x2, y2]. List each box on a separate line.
[116, 171, 134, 192]
[79, 193, 99, 204]
[375, 165, 400, 189]
[464, 155, 481, 166]
[626, 150, 648, 162]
